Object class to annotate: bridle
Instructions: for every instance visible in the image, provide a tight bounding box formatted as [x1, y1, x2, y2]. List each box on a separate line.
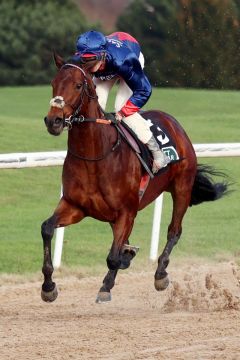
[50, 63, 98, 129]
[50, 63, 121, 161]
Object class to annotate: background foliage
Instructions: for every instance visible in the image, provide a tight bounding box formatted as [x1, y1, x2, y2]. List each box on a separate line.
[0, 0, 90, 85]
[117, 0, 240, 89]
[1, 0, 240, 88]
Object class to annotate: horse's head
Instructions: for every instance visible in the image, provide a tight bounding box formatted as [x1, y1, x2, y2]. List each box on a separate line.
[44, 53, 96, 136]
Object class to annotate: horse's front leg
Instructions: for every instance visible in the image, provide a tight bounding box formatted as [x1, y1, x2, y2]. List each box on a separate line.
[96, 245, 139, 303]
[96, 213, 137, 303]
[107, 214, 137, 270]
[41, 197, 84, 302]
[96, 269, 118, 303]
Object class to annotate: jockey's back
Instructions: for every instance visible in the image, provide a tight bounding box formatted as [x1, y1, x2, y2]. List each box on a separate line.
[106, 32, 141, 58]
[94, 32, 143, 82]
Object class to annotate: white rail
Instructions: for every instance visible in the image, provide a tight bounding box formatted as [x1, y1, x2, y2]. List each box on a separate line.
[1, 143, 239, 267]
[194, 143, 240, 157]
[1, 143, 240, 169]
[149, 143, 240, 261]
[0, 151, 66, 169]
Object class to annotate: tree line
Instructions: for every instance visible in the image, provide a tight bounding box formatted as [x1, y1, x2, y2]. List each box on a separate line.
[0, 0, 89, 85]
[118, 0, 240, 89]
[0, 0, 240, 89]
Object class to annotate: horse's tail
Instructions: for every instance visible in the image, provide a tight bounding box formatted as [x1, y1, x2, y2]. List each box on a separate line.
[190, 164, 230, 206]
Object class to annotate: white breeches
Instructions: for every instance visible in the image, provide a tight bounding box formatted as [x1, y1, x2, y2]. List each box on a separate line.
[93, 52, 151, 144]
[93, 52, 145, 112]
[93, 77, 133, 112]
[123, 112, 152, 144]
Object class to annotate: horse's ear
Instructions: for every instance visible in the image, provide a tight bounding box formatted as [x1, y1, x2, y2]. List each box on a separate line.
[53, 51, 65, 69]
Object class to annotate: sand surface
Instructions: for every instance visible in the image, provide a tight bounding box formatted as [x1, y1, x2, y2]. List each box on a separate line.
[1, 261, 240, 360]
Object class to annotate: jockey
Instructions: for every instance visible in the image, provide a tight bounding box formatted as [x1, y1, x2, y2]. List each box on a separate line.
[73, 30, 170, 173]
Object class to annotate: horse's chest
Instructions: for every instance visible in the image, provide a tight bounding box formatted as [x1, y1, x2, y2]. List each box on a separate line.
[63, 158, 139, 219]
[64, 177, 117, 219]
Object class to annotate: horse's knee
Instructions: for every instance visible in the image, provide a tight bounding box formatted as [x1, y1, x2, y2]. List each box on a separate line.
[107, 255, 121, 270]
[41, 216, 56, 240]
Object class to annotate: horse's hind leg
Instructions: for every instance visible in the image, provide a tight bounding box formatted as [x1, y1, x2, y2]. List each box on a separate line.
[41, 197, 84, 302]
[155, 176, 193, 291]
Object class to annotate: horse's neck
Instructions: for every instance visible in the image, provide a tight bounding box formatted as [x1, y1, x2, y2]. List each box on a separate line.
[68, 98, 113, 157]
[82, 96, 101, 118]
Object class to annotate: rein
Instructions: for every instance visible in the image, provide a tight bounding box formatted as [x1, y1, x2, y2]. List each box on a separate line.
[64, 114, 115, 130]
[52, 63, 121, 161]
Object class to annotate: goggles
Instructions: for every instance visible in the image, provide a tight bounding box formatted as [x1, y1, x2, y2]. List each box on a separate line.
[74, 52, 106, 64]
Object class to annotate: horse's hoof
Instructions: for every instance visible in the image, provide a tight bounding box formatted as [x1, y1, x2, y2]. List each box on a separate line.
[119, 259, 130, 270]
[122, 244, 139, 256]
[41, 284, 58, 302]
[96, 291, 111, 303]
[154, 276, 170, 291]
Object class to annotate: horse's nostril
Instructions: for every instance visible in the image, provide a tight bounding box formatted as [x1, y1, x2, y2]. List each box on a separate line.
[55, 117, 63, 125]
[44, 116, 48, 125]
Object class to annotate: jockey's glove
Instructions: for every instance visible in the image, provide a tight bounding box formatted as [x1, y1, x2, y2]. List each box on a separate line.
[115, 112, 123, 122]
[103, 112, 117, 124]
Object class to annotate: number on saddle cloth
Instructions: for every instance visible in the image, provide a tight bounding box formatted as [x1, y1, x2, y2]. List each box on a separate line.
[145, 118, 180, 162]
[117, 119, 180, 175]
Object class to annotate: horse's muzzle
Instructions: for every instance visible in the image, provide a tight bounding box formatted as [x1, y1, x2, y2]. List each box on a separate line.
[44, 116, 64, 136]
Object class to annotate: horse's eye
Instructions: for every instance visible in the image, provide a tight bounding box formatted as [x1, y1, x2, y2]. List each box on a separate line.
[76, 83, 82, 90]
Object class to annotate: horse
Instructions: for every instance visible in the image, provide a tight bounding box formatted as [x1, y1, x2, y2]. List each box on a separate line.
[42, 53, 228, 303]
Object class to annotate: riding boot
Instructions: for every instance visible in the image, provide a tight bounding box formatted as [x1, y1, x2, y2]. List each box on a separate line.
[122, 112, 170, 173]
[146, 135, 170, 173]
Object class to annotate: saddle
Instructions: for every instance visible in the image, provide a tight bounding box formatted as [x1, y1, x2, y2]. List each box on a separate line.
[115, 116, 181, 178]
[104, 111, 181, 200]
[116, 121, 153, 176]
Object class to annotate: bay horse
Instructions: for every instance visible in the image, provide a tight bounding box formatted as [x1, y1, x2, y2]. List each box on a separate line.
[42, 53, 228, 303]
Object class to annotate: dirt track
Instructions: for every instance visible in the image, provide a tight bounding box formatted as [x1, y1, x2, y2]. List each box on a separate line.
[1, 261, 240, 360]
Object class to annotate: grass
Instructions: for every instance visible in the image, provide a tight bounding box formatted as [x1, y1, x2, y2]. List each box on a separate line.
[0, 85, 239, 275]
[0, 85, 67, 152]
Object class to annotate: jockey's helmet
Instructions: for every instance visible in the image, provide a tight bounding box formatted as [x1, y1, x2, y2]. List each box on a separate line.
[75, 30, 107, 62]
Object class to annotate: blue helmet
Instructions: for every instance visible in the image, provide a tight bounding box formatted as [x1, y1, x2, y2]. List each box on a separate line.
[76, 30, 107, 55]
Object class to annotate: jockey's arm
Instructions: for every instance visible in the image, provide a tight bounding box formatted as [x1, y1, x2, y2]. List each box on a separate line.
[118, 54, 152, 117]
